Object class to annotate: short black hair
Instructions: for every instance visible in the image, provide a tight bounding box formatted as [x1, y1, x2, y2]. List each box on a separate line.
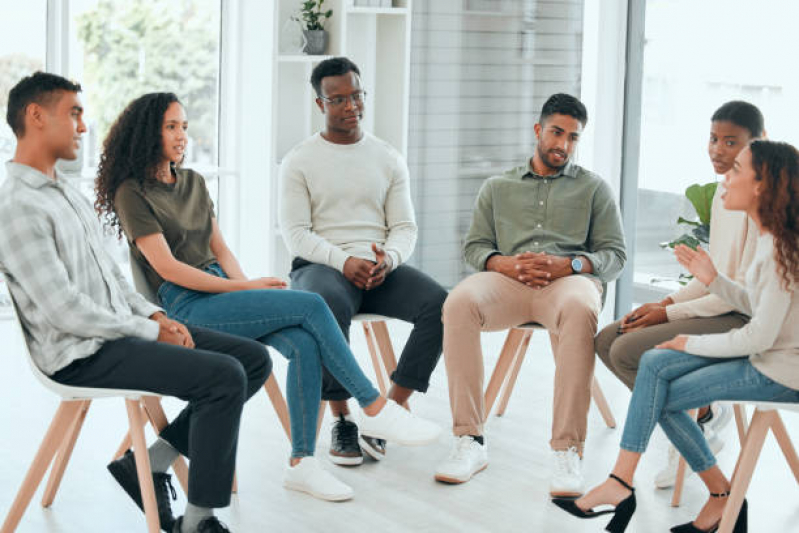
[6, 71, 82, 138]
[539, 93, 588, 127]
[711, 100, 764, 139]
[310, 57, 361, 97]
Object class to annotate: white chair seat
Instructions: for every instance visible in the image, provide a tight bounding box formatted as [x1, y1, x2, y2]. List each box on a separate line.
[749, 401, 799, 413]
[28, 357, 155, 401]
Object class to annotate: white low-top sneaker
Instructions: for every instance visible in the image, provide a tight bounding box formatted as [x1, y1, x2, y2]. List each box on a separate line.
[549, 447, 584, 497]
[654, 429, 724, 489]
[283, 457, 354, 501]
[700, 403, 733, 436]
[359, 399, 441, 446]
[434, 436, 488, 484]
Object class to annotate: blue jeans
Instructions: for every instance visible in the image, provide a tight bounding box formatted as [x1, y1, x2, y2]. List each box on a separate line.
[158, 263, 381, 458]
[621, 348, 799, 473]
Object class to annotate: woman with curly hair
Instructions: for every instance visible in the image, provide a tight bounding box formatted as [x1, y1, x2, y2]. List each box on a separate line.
[95, 93, 441, 511]
[553, 139, 799, 533]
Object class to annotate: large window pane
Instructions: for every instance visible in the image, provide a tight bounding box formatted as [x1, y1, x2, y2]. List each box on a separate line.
[408, 0, 585, 287]
[0, 1, 47, 173]
[68, 0, 222, 173]
[634, 0, 799, 299]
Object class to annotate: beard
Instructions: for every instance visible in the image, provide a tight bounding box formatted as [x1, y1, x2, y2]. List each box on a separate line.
[537, 144, 569, 171]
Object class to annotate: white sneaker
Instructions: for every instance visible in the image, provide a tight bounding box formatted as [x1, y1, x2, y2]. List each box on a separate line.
[359, 400, 441, 446]
[701, 403, 733, 437]
[283, 456, 354, 501]
[434, 436, 488, 484]
[549, 447, 584, 497]
[654, 429, 725, 489]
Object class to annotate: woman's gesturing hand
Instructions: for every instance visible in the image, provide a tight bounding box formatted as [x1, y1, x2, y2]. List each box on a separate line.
[674, 244, 719, 286]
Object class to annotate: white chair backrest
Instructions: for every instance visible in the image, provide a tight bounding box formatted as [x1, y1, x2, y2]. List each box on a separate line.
[3, 275, 151, 400]
[128, 249, 158, 304]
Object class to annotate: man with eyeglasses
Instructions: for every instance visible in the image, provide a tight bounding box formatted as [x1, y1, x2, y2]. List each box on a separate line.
[279, 57, 447, 468]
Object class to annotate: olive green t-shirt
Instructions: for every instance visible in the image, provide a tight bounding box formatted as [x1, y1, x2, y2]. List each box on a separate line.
[115, 168, 217, 294]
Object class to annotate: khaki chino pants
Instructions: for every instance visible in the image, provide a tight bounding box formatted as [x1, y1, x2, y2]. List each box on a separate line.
[442, 272, 602, 452]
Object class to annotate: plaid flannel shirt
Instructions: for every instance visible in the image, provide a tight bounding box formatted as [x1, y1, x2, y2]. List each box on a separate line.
[0, 162, 161, 375]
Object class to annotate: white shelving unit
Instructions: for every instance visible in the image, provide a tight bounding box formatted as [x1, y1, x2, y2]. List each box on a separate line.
[270, 0, 412, 276]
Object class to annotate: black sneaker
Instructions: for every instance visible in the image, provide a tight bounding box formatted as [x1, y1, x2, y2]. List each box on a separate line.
[108, 449, 177, 532]
[329, 414, 363, 466]
[359, 435, 387, 461]
[173, 516, 232, 533]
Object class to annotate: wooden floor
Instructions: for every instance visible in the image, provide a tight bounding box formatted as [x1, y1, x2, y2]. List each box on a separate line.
[1, 318, 798, 532]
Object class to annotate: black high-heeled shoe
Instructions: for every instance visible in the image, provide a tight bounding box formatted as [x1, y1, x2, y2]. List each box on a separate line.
[552, 473, 636, 533]
[670, 492, 747, 533]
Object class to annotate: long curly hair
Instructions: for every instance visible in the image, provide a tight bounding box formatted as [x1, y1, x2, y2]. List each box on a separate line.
[95, 92, 182, 237]
[750, 139, 799, 290]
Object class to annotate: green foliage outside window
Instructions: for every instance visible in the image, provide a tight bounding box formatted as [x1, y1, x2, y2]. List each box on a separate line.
[76, 0, 219, 164]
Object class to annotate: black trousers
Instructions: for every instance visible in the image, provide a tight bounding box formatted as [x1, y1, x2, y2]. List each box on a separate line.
[52, 326, 270, 508]
[290, 258, 447, 401]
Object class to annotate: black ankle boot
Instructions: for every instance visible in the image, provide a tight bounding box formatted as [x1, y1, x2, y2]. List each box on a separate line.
[552, 473, 636, 533]
[670, 492, 747, 533]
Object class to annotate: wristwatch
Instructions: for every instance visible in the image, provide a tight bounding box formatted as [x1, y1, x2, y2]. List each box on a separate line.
[571, 256, 583, 274]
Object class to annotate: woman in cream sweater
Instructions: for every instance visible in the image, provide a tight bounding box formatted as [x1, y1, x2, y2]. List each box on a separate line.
[596, 101, 764, 487]
[554, 139, 799, 532]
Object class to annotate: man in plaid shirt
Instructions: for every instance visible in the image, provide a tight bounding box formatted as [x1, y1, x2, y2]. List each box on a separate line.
[0, 72, 265, 533]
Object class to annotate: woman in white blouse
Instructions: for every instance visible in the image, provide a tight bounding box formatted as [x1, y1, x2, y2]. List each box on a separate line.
[553, 139, 799, 533]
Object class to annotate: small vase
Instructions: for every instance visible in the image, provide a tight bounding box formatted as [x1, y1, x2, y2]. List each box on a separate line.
[303, 30, 329, 55]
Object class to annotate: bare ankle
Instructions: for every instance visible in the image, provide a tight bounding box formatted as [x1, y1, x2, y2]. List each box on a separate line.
[363, 396, 386, 416]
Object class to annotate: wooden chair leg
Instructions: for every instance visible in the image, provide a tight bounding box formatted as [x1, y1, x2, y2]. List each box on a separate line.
[770, 412, 799, 485]
[41, 400, 91, 507]
[485, 328, 527, 417]
[372, 321, 398, 378]
[263, 374, 292, 441]
[141, 396, 190, 495]
[112, 404, 148, 462]
[495, 331, 532, 417]
[363, 322, 390, 396]
[590, 378, 617, 429]
[125, 399, 160, 533]
[719, 409, 774, 533]
[671, 409, 697, 507]
[733, 404, 749, 445]
[232, 474, 238, 494]
[1, 401, 83, 533]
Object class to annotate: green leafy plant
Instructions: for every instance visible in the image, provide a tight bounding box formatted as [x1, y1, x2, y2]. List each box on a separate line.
[660, 182, 717, 251]
[657, 182, 717, 285]
[298, 0, 333, 31]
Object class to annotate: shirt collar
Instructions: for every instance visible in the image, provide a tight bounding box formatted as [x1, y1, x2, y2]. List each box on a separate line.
[523, 158, 577, 179]
[5, 161, 63, 189]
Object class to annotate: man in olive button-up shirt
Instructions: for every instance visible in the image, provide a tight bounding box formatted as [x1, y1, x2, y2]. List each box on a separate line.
[435, 94, 626, 496]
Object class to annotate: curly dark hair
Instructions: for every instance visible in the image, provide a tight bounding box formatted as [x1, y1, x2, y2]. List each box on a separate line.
[750, 139, 799, 290]
[95, 92, 182, 236]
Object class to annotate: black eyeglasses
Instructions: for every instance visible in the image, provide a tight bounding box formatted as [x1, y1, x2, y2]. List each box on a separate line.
[318, 91, 367, 108]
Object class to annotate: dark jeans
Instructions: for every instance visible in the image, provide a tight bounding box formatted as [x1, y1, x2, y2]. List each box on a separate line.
[290, 258, 448, 401]
[52, 326, 270, 508]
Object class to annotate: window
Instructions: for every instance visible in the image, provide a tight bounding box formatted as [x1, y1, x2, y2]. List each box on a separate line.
[0, 0, 47, 175]
[407, 0, 585, 287]
[629, 0, 799, 302]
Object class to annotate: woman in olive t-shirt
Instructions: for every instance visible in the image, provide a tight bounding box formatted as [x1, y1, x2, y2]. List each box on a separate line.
[95, 92, 441, 502]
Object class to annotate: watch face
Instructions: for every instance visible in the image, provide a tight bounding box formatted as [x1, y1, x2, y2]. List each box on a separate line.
[571, 258, 582, 272]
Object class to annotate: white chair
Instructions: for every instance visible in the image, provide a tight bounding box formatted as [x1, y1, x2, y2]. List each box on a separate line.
[1, 300, 163, 533]
[484, 323, 617, 428]
[717, 402, 799, 533]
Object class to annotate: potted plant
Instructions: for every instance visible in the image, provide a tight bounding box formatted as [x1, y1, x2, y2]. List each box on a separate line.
[296, 0, 333, 55]
[660, 181, 717, 284]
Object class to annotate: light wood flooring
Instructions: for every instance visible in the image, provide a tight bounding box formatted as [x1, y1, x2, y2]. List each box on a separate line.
[1, 318, 798, 532]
